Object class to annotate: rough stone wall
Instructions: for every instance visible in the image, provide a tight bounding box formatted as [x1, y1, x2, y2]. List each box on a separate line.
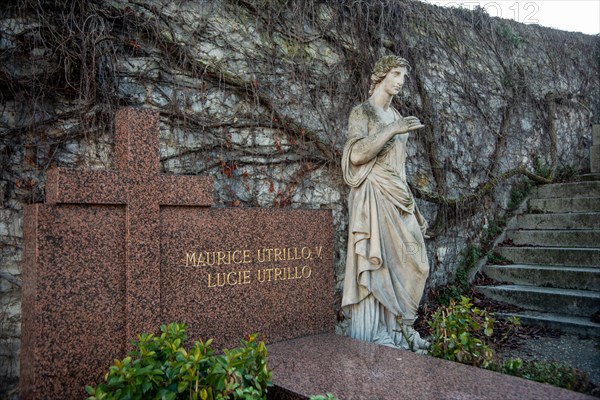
[0, 0, 598, 384]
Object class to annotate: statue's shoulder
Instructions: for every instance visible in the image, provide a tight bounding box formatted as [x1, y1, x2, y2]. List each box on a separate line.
[349, 101, 374, 121]
[351, 101, 371, 113]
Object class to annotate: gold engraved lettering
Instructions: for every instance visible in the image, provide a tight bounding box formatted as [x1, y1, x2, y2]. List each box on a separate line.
[315, 246, 323, 259]
[274, 268, 283, 281]
[257, 268, 274, 282]
[243, 249, 252, 263]
[217, 251, 228, 265]
[242, 270, 251, 284]
[185, 253, 196, 267]
[196, 253, 206, 267]
[257, 249, 265, 263]
[301, 247, 312, 259]
[207, 273, 226, 287]
[274, 248, 283, 261]
[240, 270, 250, 285]
[257, 248, 275, 263]
[232, 250, 242, 264]
[302, 266, 312, 278]
[286, 266, 299, 280]
[227, 271, 238, 285]
[265, 268, 273, 281]
[206, 252, 216, 266]
[208, 270, 253, 287]
[293, 247, 301, 260]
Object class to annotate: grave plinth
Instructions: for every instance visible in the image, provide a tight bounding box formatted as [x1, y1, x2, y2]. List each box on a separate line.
[267, 334, 595, 400]
[20, 108, 334, 399]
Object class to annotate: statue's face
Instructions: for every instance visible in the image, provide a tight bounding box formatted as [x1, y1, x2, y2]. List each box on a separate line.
[379, 66, 408, 96]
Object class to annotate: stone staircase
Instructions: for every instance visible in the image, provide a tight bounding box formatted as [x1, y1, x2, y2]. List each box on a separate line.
[477, 126, 600, 337]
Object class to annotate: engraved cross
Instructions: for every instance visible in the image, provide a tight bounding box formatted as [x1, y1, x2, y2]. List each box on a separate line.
[45, 108, 213, 339]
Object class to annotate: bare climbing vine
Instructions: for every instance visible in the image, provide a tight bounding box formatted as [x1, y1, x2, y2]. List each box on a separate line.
[2, 0, 593, 204]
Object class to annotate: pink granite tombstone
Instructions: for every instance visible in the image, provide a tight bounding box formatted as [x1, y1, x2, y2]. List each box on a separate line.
[20, 108, 334, 399]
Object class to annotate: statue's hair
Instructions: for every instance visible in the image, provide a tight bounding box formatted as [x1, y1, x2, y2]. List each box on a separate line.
[369, 55, 412, 96]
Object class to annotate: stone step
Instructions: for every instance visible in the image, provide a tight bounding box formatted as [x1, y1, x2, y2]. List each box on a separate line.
[476, 285, 600, 317]
[580, 173, 600, 182]
[505, 229, 600, 248]
[495, 246, 600, 267]
[508, 212, 600, 230]
[483, 264, 600, 291]
[528, 197, 600, 213]
[531, 181, 600, 199]
[497, 311, 600, 338]
[593, 126, 600, 173]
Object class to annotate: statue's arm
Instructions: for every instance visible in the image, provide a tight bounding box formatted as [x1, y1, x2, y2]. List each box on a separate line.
[349, 111, 424, 166]
[349, 123, 399, 165]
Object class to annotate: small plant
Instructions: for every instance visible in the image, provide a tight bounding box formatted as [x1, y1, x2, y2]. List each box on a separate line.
[553, 164, 579, 183]
[498, 25, 521, 48]
[481, 218, 506, 249]
[428, 296, 495, 368]
[310, 394, 339, 400]
[508, 180, 532, 210]
[486, 251, 512, 265]
[533, 157, 550, 180]
[462, 245, 482, 272]
[85, 322, 272, 400]
[490, 358, 595, 394]
[433, 285, 464, 307]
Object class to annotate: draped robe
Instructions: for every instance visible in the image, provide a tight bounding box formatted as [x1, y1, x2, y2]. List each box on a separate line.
[341, 101, 430, 347]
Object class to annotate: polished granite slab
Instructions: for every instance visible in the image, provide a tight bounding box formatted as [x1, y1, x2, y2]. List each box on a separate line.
[268, 333, 594, 400]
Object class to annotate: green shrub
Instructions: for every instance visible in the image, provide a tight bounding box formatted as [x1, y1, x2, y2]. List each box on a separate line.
[482, 218, 506, 249]
[508, 180, 532, 210]
[428, 296, 494, 368]
[553, 165, 579, 183]
[533, 157, 550, 179]
[491, 358, 595, 394]
[85, 322, 272, 400]
[462, 245, 482, 272]
[309, 394, 338, 400]
[486, 251, 512, 265]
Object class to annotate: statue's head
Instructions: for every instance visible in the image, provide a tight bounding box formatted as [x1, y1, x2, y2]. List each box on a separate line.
[369, 55, 412, 96]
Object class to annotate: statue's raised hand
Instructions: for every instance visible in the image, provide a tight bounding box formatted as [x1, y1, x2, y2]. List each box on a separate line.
[390, 116, 424, 135]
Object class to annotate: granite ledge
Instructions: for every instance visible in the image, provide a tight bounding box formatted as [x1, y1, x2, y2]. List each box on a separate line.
[267, 333, 594, 400]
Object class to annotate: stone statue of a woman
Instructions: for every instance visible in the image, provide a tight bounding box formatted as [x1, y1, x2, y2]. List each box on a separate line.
[341, 55, 430, 352]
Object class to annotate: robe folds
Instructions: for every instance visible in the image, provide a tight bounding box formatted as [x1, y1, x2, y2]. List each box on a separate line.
[341, 101, 430, 346]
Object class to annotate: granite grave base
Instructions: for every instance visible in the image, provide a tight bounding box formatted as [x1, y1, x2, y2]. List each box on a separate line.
[267, 334, 595, 400]
[20, 108, 334, 399]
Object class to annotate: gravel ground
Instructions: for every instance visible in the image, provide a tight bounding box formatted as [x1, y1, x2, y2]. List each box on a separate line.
[497, 333, 600, 388]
